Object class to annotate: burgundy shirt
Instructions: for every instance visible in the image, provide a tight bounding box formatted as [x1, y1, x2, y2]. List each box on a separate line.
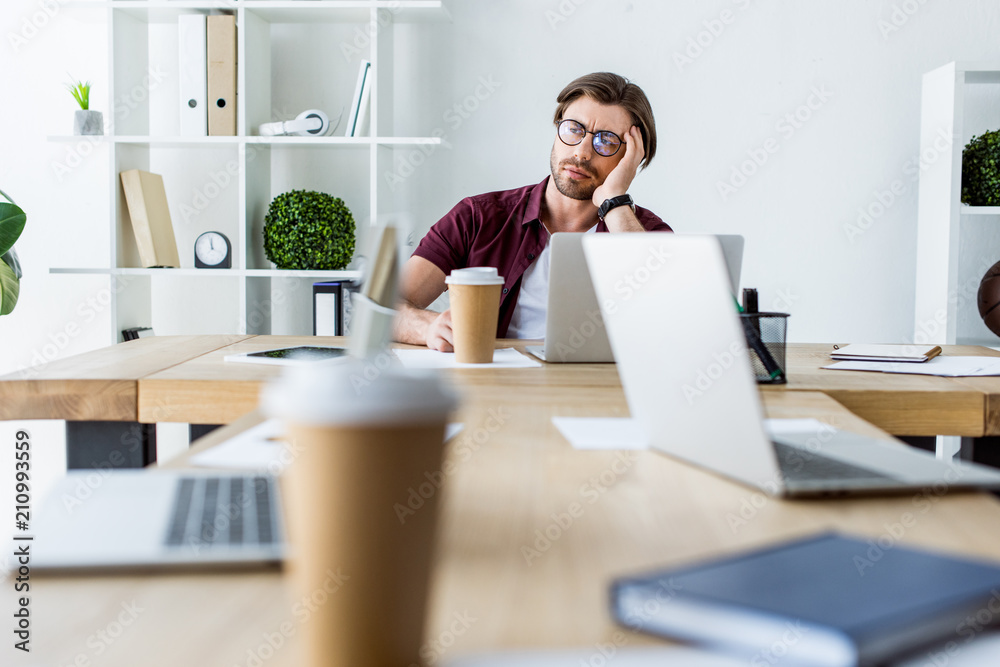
[413, 176, 672, 337]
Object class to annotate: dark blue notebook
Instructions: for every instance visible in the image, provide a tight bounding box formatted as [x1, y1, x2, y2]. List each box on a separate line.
[611, 532, 1000, 667]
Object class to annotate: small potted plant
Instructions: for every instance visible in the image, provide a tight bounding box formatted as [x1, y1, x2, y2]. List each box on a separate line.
[0, 189, 26, 316]
[962, 129, 1000, 206]
[263, 190, 356, 270]
[67, 77, 103, 136]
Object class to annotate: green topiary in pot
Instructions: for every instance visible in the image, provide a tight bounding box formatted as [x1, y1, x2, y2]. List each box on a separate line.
[962, 130, 1000, 206]
[263, 190, 355, 270]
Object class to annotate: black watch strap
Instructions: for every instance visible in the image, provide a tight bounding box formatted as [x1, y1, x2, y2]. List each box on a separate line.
[597, 194, 635, 221]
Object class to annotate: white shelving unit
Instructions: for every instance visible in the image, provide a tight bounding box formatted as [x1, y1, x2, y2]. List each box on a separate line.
[914, 61, 1000, 346]
[52, 0, 449, 342]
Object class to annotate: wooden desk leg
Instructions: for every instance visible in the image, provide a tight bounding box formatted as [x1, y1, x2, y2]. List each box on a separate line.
[65, 421, 157, 470]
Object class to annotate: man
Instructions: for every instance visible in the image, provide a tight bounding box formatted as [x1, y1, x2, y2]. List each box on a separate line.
[394, 72, 672, 351]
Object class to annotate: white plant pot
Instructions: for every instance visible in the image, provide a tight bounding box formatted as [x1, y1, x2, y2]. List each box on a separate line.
[74, 110, 104, 136]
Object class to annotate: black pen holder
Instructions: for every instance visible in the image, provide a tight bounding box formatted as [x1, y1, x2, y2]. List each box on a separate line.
[740, 312, 789, 384]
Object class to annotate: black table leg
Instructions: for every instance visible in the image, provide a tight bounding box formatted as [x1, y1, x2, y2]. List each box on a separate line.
[189, 424, 223, 444]
[65, 421, 157, 470]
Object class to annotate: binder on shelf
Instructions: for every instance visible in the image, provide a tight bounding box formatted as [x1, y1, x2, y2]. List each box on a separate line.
[122, 327, 154, 342]
[119, 169, 181, 268]
[354, 66, 372, 136]
[207, 14, 236, 136]
[178, 14, 208, 137]
[345, 60, 371, 137]
[313, 282, 346, 336]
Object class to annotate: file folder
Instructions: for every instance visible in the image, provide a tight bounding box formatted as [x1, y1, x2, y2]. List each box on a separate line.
[178, 14, 208, 136]
[207, 15, 236, 136]
[313, 282, 346, 336]
[345, 60, 371, 137]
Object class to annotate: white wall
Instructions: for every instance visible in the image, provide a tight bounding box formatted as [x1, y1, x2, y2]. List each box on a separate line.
[395, 0, 1000, 347]
[2, 3, 111, 376]
[2, 1, 1000, 383]
[5, 0, 1000, 375]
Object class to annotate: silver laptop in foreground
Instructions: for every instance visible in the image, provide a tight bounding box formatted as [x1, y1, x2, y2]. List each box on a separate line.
[582, 234, 1000, 496]
[527, 233, 744, 363]
[32, 470, 285, 570]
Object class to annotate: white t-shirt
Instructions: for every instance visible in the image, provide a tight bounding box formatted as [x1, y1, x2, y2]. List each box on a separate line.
[507, 226, 597, 339]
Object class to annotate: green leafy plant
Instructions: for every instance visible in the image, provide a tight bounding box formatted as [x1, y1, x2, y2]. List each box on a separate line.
[66, 78, 91, 110]
[0, 189, 26, 316]
[962, 130, 1000, 206]
[263, 190, 355, 270]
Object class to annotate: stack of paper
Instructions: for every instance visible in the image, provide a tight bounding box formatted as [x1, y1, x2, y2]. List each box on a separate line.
[393, 348, 541, 369]
[830, 344, 941, 363]
[825, 356, 1000, 377]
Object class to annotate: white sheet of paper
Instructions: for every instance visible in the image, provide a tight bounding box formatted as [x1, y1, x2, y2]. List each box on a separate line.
[393, 347, 541, 369]
[552, 417, 833, 451]
[762, 418, 834, 437]
[190, 419, 286, 470]
[551, 417, 648, 450]
[824, 356, 1000, 377]
[191, 419, 465, 470]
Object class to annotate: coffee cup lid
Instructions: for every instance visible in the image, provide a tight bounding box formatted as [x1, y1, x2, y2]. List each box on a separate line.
[262, 360, 457, 426]
[445, 267, 504, 286]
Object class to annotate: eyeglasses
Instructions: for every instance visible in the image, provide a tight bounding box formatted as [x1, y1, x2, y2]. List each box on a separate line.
[556, 119, 623, 157]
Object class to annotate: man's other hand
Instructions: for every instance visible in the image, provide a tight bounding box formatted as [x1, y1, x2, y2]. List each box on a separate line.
[427, 309, 455, 352]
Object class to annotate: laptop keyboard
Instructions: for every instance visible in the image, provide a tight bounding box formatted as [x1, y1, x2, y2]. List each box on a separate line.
[165, 476, 279, 549]
[772, 441, 894, 483]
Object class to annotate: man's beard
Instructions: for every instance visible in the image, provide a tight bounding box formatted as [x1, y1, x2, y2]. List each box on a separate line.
[550, 147, 598, 201]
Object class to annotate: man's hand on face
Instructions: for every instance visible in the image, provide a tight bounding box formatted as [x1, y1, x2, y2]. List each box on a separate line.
[426, 309, 455, 352]
[592, 125, 644, 207]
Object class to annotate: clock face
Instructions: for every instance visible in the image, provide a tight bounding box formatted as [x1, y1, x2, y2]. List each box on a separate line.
[195, 232, 230, 267]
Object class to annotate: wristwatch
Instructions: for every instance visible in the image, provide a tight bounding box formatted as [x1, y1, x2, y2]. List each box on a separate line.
[597, 194, 636, 221]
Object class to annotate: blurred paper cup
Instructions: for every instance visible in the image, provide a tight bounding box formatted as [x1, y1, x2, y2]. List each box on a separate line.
[445, 267, 504, 363]
[263, 362, 457, 666]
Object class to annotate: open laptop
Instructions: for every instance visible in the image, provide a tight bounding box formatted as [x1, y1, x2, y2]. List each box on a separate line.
[32, 470, 285, 570]
[526, 233, 744, 363]
[581, 234, 1000, 496]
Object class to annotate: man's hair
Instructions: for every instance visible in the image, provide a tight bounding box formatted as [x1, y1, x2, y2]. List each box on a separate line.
[553, 72, 656, 169]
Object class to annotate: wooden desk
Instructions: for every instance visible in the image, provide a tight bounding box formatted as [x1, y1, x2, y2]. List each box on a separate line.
[0, 335, 252, 468]
[774, 344, 1000, 437]
[13, 386, 1000, 667]
[4, 336, 1000, 438]
[0, 335, 251, 422]
[137, 337, 622, 424]
[140, 338, 1000, 438]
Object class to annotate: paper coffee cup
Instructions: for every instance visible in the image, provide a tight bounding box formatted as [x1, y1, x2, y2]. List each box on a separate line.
[263, 363, 456, 667]
[445, 267, 504, 363]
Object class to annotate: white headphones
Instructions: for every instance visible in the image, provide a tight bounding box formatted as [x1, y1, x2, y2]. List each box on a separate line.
[258, 108, 343, 137]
